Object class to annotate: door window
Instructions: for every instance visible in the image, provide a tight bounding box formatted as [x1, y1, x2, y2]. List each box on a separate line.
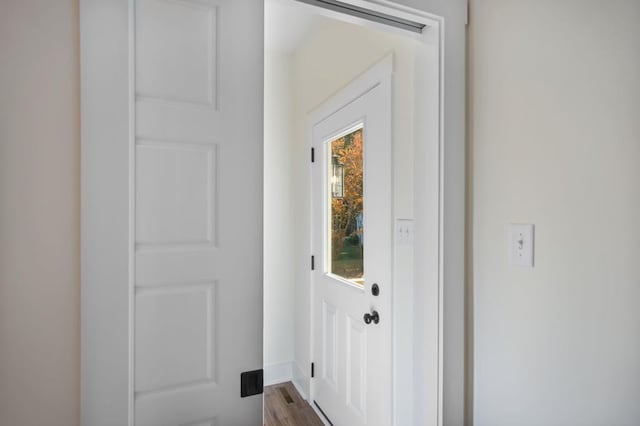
[327, 126, 364, 286]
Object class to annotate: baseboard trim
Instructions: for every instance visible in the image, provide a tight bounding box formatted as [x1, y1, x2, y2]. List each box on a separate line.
[291, 376, 308, 401]
[291, 361, 310, 400]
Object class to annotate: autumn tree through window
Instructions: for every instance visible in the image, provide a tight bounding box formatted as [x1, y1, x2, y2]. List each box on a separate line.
[329, 127, 364, 286]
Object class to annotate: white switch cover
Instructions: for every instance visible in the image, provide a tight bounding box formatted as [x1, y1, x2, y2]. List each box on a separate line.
[510, 224, 534, 267]
[396, 219, 414, 245]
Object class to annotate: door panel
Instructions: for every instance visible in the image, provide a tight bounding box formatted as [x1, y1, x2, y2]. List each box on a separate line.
[312, 59, 392, 426]
[133, 0, 263, 425]
[346, 315, 366, 417]
[135, 142, 216, 245]
[136, 0, 216, 105]
[322, 301, 338, 388]
[135, 285, 214, 392]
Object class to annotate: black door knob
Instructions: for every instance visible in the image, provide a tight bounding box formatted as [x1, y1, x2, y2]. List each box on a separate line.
[363, 310, 380, 325]
[371, 283, 380, 296]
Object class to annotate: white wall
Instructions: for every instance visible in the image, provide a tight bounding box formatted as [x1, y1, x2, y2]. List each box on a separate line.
[289, 18, 419, 403]
[264, 48, 296, 380]
[0, 1, 80, 425]
[469, 1, 640, 424]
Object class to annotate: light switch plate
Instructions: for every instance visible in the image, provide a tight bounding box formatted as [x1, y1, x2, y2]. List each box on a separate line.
[396, 219, 414, 246]
[510, 223, 534, 267]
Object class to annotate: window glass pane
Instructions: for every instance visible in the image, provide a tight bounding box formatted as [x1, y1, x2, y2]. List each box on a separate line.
[328, 127, 364, 286]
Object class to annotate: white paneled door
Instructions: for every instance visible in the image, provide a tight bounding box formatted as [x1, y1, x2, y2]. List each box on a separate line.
[311, 57, 392, 426]
[134, 0, 263, 425]
[83, 0, 263, 424]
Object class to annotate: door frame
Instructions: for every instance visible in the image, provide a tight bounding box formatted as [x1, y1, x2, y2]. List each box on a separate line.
[81, 0, 465, 425]
[301, 2, 447, 425]
[81, 1, 135, 424]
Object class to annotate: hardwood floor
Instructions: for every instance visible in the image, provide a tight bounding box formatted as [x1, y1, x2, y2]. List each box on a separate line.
[264, 382, 325, 426]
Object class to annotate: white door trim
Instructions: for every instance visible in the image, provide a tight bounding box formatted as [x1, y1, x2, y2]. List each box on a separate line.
[81, 1, 134, 424]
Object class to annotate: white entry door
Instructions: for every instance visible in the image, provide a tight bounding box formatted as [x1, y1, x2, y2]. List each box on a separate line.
[311, 57, 392, 426]
[81, 0, 264, 425]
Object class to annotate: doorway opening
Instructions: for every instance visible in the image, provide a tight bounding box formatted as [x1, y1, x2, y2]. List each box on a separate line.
[80, 0, 453, 423]
[263, 1, 444, 425]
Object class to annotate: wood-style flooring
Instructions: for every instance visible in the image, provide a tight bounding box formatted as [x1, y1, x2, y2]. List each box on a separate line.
[264, 382, 324, 426]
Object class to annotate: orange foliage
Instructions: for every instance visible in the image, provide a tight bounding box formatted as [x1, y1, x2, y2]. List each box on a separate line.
[331, 129, 363, 257]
